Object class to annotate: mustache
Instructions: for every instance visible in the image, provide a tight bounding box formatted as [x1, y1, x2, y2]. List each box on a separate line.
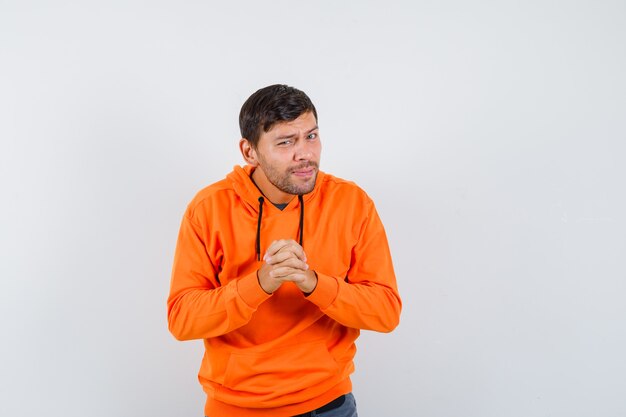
[291, 162, 319, 172]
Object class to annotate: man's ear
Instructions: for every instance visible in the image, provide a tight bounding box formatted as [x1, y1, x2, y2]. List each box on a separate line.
[239, 138, 258, 166]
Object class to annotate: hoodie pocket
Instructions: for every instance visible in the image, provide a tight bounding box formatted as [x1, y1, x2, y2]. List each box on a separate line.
[223, 340, 339, 395]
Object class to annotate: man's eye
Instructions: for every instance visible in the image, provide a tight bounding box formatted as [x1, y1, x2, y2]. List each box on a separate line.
[307, 133, 317, 140]
[277, 140, 291, 146]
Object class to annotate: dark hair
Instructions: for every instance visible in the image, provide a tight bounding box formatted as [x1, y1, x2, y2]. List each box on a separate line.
[239, 84, 318, 148]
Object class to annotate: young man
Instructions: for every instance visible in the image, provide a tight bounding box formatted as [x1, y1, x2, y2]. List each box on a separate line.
[168, 84, 401, 417]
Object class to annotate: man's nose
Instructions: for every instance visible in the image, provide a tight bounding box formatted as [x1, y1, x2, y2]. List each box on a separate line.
[294, 139, 312, 160]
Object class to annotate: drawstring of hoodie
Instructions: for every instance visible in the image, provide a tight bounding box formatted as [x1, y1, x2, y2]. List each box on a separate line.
[256, 197, 264, 261]
[298, 195, 304, 247]
[254, 195, 305, 261]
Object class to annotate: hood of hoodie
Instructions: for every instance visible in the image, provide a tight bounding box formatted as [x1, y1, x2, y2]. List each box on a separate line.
[226, 164, 324, 261]
[226, 165, 325, 213]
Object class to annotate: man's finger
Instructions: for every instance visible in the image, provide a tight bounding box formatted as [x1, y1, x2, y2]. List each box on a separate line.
[264, 239, 306, 262]
[264, 239, 293, 258]
[265, 250, 308, 266]
[270, 266, 309, 279]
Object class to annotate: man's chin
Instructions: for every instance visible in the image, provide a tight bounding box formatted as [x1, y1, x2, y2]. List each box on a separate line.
[300, 172, 318, 190]
[288, 178, 317, 196]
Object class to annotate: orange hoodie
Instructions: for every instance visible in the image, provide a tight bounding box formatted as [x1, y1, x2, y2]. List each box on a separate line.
[167, 165, 401, 417]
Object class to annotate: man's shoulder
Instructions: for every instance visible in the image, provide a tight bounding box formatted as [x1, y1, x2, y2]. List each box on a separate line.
[317, 172, 372, 204]
[186, 176, 235, 215]
[319, 171, 358, 189]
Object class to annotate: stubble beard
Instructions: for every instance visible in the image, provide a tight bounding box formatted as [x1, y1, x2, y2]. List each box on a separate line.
[259, 158, 319, 196]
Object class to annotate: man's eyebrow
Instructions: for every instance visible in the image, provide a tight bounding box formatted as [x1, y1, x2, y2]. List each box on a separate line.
[274, 125, 319, 140]
[274, 132, 297, 140]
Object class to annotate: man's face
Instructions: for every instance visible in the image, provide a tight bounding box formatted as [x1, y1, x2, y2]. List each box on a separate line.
[251, 111, 321, 203]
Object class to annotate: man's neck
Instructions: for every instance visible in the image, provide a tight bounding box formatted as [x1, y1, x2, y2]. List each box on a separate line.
[250, 167, 294, 205]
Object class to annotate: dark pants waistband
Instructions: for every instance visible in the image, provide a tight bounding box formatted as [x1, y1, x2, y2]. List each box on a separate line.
[292, 394, 346, 417]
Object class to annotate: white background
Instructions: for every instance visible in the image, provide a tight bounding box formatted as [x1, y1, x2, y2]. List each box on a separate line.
[1, 1, 625, 416]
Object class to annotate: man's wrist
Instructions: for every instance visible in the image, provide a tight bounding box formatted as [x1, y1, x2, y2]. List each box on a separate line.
[303, 270, 318, 296]
[257, 269, 274, 295]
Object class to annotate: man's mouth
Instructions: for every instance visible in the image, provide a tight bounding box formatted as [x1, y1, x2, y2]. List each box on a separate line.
[291, 164, 317, 177]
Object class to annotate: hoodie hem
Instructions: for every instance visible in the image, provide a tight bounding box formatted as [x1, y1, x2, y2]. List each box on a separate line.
[204, 379, 352, 417]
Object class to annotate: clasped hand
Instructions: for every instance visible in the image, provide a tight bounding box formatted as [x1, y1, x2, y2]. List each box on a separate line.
[257, 239, 317, 294]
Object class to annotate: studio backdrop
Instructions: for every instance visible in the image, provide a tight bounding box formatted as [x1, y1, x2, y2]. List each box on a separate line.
[1, 1, 625, 416]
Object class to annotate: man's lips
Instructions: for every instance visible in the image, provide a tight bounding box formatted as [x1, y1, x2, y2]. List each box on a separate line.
[292, 166, 316, 177]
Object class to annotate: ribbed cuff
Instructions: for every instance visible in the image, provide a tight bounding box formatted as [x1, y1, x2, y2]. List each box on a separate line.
[237, 270, 272, 308]
[305, 272, 339, 310]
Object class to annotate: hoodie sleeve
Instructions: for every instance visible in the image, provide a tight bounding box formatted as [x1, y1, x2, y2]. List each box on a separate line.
[306, 200, 402, 332]
[167, 211, 271, 341]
